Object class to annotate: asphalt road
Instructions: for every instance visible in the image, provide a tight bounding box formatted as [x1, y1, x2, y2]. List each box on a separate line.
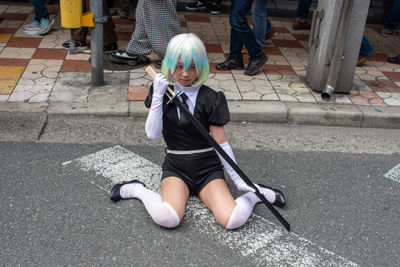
[1, 115, 399, 266]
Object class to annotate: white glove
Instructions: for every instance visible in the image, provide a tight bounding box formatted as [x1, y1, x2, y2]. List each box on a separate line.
[153, 73, 170, 98]
[145, 73, 169, 140]
[216, 142, 255, 193]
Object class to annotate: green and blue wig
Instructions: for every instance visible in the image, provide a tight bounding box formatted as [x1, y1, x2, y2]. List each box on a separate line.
[161, 33, 209, 86]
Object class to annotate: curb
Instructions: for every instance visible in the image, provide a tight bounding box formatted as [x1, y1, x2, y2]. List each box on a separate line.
[0, 101, 399, 129]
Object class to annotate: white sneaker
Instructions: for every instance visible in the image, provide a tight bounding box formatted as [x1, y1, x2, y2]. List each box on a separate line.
[23, 20, 40, 31]
[38, 17, 54, 35]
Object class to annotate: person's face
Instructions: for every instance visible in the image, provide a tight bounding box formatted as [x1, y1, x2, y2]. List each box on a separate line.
[172, 58, 198, 87]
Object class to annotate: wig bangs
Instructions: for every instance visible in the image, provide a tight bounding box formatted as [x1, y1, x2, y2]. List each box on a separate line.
[162, 33, 209, 86]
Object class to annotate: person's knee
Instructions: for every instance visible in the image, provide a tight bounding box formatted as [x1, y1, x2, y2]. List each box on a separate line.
[230, 15, 248, 31]
[216, 209, 234, 228]
[224, 204, 248, 230]
[151, 202, 181, 229]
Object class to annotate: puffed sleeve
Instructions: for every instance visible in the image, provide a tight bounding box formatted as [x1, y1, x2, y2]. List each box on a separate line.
[208, 91, 230, 126]
[144, 84, 154, 108]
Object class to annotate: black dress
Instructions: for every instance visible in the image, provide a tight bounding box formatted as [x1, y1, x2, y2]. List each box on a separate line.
[144, 84, 231, 195]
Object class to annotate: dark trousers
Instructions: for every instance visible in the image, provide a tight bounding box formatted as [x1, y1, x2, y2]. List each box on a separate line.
[30, 0, 49, 22]
[359, 36, 374, 57]
[229, 0, 263, 60]
[73, 0, 118, 46]
[384, 0, 400, 30]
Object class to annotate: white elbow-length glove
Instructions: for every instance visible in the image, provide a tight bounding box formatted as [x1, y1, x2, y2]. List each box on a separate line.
[145, 73, 170, 140]
[217, 142, 256, 193]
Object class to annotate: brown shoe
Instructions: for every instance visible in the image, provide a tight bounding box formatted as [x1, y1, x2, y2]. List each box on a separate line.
[357, 54, 373, 66]
[265, 28, 278, 41]
[292, 20, 311, 30]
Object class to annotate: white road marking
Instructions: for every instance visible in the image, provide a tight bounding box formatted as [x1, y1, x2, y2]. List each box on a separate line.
[63, 145, 358, 266]
[384, 162, 400, 183]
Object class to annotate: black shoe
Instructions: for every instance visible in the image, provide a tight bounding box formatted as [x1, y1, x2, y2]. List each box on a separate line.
[388, 55, 400, 65]
[111, 51, 138, 65]
[154, 59, 162, 69]
[216, 58, 244, 70]
[257, 184, 285, 208]
[244, 53, 268, 75]
[185, 2, 207, 11]
[62, 40, 88, 50]
[210, 4, 221, 15]
[110, 179, 146, 202]
[104, 42, 118, 53]
[111, 51, 151, 66]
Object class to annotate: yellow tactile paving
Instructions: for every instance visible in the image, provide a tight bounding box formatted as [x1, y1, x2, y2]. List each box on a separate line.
[0, 33, 13, 43]
[0, 66, 25, 94]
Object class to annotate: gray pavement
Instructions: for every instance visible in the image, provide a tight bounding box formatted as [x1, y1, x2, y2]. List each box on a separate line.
[1, 121, 399, 266]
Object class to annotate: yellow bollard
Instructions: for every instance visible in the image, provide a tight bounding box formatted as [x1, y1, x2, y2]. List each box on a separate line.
[81, 12, 95, 27]
[60, 0, 82, 28]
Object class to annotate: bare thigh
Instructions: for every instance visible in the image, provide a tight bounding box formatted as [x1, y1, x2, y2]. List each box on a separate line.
[161, 176, 190, 220]
[199, 179, 236, 227]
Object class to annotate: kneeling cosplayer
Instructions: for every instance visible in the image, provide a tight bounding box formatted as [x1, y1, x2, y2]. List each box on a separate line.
[110, 33, 285, 229]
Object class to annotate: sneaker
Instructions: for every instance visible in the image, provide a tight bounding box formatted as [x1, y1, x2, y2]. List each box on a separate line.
[104, 42, 118, 53]
[185, 2, 206, 11]
[381, 28, 400, 38]
[210, 4, 221, 15]
[62, 40, 88, 50]
[38, 17, 54, 35]
[23, 20, 40, 31]
[244, 53, 268, 76]
[388, 55, 400, 65]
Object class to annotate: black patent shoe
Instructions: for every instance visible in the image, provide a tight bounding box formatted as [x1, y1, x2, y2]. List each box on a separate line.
[216, 58, 244, 70]
[110, 179, 146, 202]
[257, 184, 285, 208]
[244, 53, 268, 75]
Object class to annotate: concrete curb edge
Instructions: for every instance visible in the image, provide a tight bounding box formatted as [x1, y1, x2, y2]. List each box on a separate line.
[0, 101, 399, 129]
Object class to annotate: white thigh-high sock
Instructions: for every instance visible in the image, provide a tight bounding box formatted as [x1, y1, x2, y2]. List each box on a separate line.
[225, 188, 276, 230]
[120, 183, 180, 228]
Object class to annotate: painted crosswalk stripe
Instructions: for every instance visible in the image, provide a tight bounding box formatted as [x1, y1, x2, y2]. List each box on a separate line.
[63, 145, 357, 266]
[384, 162, 400, 183]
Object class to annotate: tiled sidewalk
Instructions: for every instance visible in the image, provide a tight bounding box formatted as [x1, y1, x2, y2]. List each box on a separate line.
[0, 3, 400, 106]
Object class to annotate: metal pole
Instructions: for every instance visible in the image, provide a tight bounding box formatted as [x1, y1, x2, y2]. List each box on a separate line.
[90, 0, 104, 87]
[321, 0, 354, 100]
[69, 29, 76, 55]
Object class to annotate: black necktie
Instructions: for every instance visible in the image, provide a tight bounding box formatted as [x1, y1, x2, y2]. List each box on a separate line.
[179, 93, 190, 127]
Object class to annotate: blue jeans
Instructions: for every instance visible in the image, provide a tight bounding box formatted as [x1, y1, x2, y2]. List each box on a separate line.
[359, 36, 374, 57]
[251, 0, 272, 47]
[383, 0, 400, 30]
[295, 0, 312, 23]
[30, 0, 49, 22]
[229, 0, 263, 60]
